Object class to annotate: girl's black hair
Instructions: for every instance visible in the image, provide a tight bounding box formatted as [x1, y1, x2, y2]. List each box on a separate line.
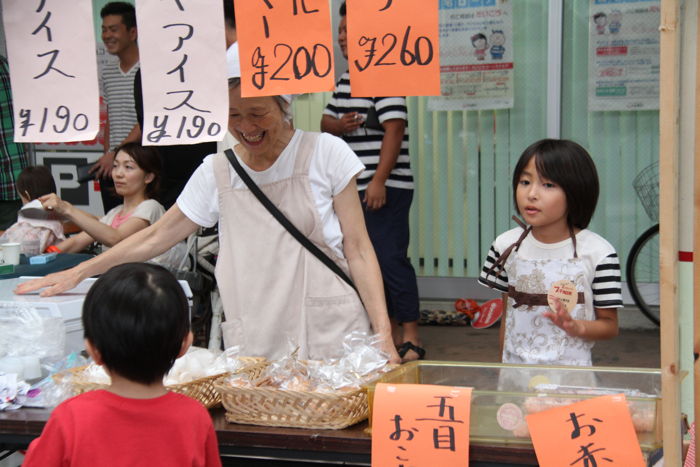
[82, 263, 190, 385]
[16, 165, 56, 200]
[512, 139, 600, 230]
[112, 142, 162, 199]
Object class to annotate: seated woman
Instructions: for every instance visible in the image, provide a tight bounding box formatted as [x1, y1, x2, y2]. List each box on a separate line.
[0, 165, 65, 254]
[40, 143, 166, 256]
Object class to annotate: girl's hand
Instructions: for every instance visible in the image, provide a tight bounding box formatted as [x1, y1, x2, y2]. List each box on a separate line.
[39, 193, 71, 217]
[543, 298, 585, 337]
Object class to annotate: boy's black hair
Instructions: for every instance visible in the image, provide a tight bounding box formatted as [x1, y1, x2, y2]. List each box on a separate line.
[340, 1, 346, 16]
[100, 2, 136, 30]
[82, 263, 190, 385]
[16, 165, 56, 200]
[512, 139, 599, 230]
[224, 0, 236, 29]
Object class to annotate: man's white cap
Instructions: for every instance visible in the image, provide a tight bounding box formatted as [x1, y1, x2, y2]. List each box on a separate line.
[226, 42, 293, 104]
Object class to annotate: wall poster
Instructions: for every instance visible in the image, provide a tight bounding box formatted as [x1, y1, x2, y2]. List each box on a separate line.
[588, 0, 660, 111]
[428, 0, 513, 111]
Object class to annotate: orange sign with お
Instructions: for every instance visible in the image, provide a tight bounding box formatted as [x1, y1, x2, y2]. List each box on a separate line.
[371, 383, 472, 467]
[234, 0, 335, 97]
[346, 0, 440, 97]
[526, 394, 645, 467]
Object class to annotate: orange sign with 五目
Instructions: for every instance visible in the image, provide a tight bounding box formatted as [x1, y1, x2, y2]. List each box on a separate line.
[371, 383, 471, 467]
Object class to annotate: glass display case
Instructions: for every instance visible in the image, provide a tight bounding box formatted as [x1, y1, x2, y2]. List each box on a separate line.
[366, 361, 661, 450]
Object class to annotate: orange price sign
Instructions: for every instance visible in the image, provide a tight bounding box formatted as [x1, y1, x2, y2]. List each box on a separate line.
[234, 0, 335, 97]
[526, 394, 646, 467]
[371, 383, 472, 467]
[346, 0, 440, 97]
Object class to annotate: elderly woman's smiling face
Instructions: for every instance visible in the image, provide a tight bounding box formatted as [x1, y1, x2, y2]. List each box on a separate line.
[228, 85, 292, 161]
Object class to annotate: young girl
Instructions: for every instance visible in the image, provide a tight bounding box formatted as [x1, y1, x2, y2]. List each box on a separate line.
[0, 165, 65, 254]
[40, 143, 165, 255]
[479, 139, 623, 367]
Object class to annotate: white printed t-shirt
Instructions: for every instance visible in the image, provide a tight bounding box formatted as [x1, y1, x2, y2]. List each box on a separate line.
[178, 130, 364, 258]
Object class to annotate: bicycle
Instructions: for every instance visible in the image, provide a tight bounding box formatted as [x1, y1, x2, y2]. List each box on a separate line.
[626, 162, 660, 326]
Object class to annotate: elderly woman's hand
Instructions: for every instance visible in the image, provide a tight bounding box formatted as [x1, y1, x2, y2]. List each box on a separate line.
[14, 267, 86, 297]
[39, 193, 72, 217]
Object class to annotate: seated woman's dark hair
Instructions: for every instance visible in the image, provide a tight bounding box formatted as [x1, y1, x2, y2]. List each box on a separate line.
[16, 165, 56, 200]
[82, 263, 190, 385]
[112, 142, 162, 200]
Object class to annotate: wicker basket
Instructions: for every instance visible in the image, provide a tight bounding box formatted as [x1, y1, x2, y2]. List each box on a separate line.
[53, 357, 267, 409]
[214, 375, 369, 429]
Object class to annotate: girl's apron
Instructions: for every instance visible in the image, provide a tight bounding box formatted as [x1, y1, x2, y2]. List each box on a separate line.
[212, 132, 370, 360]
[491, 224, 595, 366]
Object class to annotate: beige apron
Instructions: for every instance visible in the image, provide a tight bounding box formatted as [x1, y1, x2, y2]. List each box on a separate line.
[213, 131, 370, 360]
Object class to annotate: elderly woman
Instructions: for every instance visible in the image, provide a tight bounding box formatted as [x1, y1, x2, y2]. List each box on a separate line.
[16, 78, 401, 364]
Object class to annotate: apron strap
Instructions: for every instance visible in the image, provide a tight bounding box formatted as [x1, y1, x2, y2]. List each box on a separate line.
[569, 225, 578, 258]
[484, 216, 531, 282]
[223, 148, 358, 293]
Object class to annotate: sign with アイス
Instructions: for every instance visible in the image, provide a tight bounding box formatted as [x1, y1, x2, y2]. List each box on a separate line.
[136, 0, 228, 145]
[2, 0, 100, 143]
[235, 0, 335, 97]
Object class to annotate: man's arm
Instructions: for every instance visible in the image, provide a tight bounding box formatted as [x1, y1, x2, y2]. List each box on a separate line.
[363, 118, 405, 210]
[321, 113, 363, 136]
[92, 123, 140, 179]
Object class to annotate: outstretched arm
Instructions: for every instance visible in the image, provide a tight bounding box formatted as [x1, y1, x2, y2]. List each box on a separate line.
[15, 205, 199, 297]
[41, 194, 149, 249]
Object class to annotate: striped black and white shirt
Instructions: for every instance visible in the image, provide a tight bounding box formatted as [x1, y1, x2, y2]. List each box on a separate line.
[323, 71, 413, 191]
[101, 60, 139, 150]
[478, 227, 624, 309]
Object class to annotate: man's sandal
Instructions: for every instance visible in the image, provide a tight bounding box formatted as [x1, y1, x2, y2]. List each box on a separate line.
[397, 342, 426, 360]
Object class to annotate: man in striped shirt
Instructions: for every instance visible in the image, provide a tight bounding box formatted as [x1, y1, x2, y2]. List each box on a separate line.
[92, 2, 141, 212]
[321, 2, 423, 361]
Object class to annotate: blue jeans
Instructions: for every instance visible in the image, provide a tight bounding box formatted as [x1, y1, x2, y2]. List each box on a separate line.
[359, 187, 419, 323]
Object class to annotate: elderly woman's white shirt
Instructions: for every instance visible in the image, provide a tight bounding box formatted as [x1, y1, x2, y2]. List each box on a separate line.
[177, 130, 364, 258]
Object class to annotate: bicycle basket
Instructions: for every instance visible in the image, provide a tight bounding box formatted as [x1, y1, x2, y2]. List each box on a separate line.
[632, 161, 659, 223]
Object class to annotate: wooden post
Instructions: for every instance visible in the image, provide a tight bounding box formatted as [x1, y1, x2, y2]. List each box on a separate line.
[694, 0, 700, 460]
[659, 0, 681, 464]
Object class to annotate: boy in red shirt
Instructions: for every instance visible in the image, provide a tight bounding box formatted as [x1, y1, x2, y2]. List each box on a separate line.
[24, 263, 222, 467]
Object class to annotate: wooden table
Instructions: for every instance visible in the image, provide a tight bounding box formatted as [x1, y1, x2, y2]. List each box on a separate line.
[0, 407, 538, 466]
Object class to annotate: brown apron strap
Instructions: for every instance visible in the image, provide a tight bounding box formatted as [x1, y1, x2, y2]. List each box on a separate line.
[569, 225, 578, 258]
[484, 216, 530, 281]
[508, 285, 585, 309]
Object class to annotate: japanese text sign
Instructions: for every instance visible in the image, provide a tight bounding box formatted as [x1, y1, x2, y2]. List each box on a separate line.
[371, 383, 472, 467]
[347, 0, 440, 97]
[235, 0, 335, 97]
[2, 0, 99, 143]
[136, 0, 228, 145]
[526, 394, 645, 467]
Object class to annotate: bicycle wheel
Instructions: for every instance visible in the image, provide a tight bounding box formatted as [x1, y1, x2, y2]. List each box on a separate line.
[626, 224, 660, 326]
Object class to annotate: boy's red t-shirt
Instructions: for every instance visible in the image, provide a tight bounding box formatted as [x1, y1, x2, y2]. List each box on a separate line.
[23, 390, 221, 467]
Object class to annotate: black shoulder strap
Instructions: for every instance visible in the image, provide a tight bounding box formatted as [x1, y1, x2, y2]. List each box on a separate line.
[223, 148, 357, 292]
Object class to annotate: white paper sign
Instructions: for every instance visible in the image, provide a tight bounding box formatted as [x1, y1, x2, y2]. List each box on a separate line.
[137, 0, 228, 146]
[2, 0, 100, 143]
